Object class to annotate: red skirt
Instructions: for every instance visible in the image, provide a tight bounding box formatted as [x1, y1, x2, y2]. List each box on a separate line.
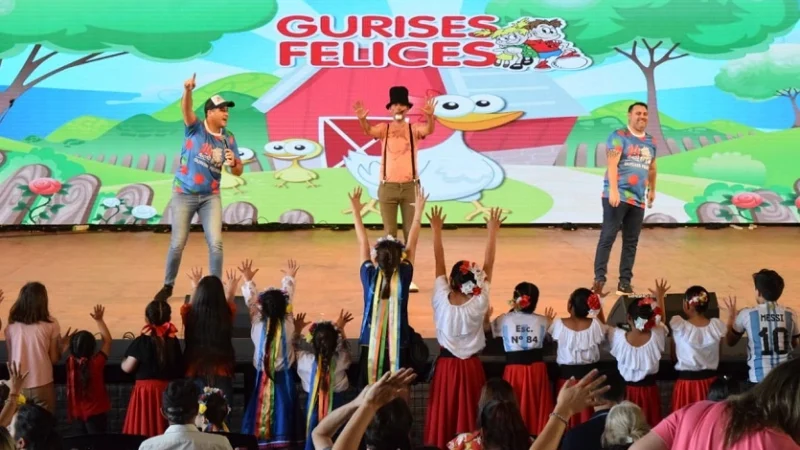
[504, 363, 553, 436]
[626, 384, 661, 427]
[424, 355, 485, 449]
[557, 378, 594, 428]
[672, 377, 717, 412]
[123, 379, 170, 437]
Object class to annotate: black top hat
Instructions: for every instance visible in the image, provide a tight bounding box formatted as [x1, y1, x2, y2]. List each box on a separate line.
[386, 86, 413, 110]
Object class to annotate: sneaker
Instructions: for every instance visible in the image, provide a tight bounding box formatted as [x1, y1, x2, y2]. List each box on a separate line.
[409, 281, 419, 293]
[617, 282, 634, 296]
[154, 284, 173, 302]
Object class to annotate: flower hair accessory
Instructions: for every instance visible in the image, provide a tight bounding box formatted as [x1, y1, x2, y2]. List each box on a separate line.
[198, 387, 230, 416]
[457, 261, 486, 296]
[508, 294, 531, 311]
[305, 320, 343, 344]
[634, 297, 663, 331]
[258, 287, 293, 314]
[587, 292, 602, 315]
[687, 291, 708, 307]
[370, 235, 407, 261]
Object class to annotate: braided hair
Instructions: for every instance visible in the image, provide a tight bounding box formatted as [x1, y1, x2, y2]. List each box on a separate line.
[310, 322, 340, 391]
[68, 330, 96, 396]
[258, 289, 289, 379]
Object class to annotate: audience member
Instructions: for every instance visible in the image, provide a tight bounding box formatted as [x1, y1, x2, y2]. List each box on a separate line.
[9, 403, 62, 450]
[138, 379, 232, 450]
[448, 378, 520, 449]
[195, 387, 230, 433]
[601, 401, 650, 449]
[561, 371, 626, 450]
[707, 375, 741, 402]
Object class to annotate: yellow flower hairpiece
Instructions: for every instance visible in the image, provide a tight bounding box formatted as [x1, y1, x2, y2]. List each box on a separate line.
[17, 393, 26, 405]
[198, 403, 207, 415]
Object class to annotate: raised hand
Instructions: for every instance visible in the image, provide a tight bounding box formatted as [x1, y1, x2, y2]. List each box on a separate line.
[225, 268, 242, 296]
[353, 100, 368, 120]
[485, 207, 506, 232]
[5, 361, 28, 398]
[421, 97, 437, 116]
[282, 259, 299, 278]
[365, 368, 417, 408]
[411, 185, 429, 212]
[60, 328, 75, 352]
[187, 267, 203, 288]
[294, 312, 310, 332]
[237, 259, 259, 282]
[555, 369, 611, 417]
[348, 187, 366, 215]
[426, 205, 446, 230]
[90, 305, 105, 321]
[336, 309, 354, 330]
[648, 278, 671, 300]
[184, 73, 196, 91]
[591, 281, 611, 298]
[545, 307, 557, 323]
[722, 296, 738, 322]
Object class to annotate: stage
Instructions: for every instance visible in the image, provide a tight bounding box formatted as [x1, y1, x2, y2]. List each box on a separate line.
[0, 226, 798, 339]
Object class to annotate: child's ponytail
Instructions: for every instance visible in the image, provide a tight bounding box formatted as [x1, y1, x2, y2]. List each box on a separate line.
[68, 330, 96, 397]
[258, 289, 289, 378]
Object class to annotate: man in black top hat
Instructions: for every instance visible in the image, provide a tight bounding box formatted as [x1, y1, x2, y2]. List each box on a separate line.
[353, 86, 436, 292]
[154, 73, 244, 302]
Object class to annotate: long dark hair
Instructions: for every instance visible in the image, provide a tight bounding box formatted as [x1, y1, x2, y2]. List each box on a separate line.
[258, 288, 289, 378]
[8, 282, 53, 325]
[569, 288, 594, 318]
[725, 358, 800, 446]
[511, 282, 539, 314]
[68, 331, 96, 396]
[684, 285, 711, 315]
[449, 260, 479, 293]
[145, 299, 173, 369]
[311, 322, 340, 391]
[184, 277, 235, 376]
[365, 398, 413, 450]
[480, 400, 530, 450]
[374, 239, 405, 299]
[477, 379, 517, 427]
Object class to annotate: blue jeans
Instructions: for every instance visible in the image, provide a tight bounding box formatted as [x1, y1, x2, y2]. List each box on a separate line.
[593, 197, 645, 284]
[164, 193, 223, 286]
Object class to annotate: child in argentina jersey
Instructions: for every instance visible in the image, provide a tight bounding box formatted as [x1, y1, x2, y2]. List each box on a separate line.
[602, 128, 656, 208]
[728, 270, 799, 384]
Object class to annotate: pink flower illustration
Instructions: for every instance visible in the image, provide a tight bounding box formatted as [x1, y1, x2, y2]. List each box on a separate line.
[731, 192, 764, 209]
[28, 178, 62, 196]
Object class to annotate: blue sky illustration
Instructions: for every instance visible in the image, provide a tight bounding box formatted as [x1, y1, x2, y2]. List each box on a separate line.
[0, 0, 798, 139]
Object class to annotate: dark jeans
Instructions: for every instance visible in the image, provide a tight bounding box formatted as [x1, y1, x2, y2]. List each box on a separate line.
[593, 197, 645, 284]
[69, 413, 108, 435]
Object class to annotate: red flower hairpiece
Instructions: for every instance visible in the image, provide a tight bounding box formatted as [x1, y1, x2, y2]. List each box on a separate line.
[587, 293, 602, 312]
[459, 261, 472, 275]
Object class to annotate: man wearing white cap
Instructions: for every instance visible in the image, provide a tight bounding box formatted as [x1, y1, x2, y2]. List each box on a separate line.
[154, 73, 243, 302]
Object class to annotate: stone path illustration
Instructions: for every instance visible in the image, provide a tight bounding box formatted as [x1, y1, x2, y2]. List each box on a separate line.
[503, 165, 691, 223]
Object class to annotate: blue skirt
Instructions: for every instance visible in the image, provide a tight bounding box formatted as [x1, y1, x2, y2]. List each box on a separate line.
[303, 392, 345, 450]
[242, 368, 300, 448]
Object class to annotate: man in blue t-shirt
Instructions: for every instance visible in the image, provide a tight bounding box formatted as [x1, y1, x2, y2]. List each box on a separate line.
[154, 73, 244, 302]
[593, 102, 657, 295]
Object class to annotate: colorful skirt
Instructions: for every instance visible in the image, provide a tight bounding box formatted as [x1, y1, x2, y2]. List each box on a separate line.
[626, 376, 661, 427]
[357, 345, 411, 390]
[671, 371, 717, 413]
[304, 393, 345, 450]
[122, 379, 170, 437]
[242, 368, 300, 449]
[557, 363, 600, 428]
[424, 350, 485, 449]
[504, 361, 553, 436]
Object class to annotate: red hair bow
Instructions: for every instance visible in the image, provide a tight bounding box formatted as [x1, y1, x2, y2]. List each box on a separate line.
[141, 322, 178, 338]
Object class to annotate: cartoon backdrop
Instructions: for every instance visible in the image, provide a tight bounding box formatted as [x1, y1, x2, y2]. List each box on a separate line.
[0, 0, 798, 226]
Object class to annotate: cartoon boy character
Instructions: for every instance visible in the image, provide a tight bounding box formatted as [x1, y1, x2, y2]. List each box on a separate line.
[522, 18, 590, 70]
[473, 20, 538, 70]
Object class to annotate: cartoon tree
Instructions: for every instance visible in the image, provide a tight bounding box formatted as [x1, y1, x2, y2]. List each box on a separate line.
[0, 0, 278, 116]
[715, 44, 800, 129]
[484, 0, 800, 155]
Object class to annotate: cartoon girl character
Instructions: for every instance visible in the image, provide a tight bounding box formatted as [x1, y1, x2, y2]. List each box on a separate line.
[521, 18, 591, 70]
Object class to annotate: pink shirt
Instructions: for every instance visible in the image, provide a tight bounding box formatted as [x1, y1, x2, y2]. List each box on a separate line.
[4, 319, 61, 388]
[369, 122, 425, 183]
[653, 401, 799, 450]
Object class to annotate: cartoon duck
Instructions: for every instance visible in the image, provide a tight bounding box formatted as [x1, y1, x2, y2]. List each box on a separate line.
[264, 139, 323, 188]
[344, 93, 522, 220]
[220, 147, 256, 194]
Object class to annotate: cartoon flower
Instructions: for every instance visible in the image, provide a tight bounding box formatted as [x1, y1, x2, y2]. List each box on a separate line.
[28, 178, 62, 196]
[731, 192, 764, 209]
[194, 173, 205, 185]
[131, 205, 157, 220]
[102, 198, 121, 208]
[795, 197, 800, 210]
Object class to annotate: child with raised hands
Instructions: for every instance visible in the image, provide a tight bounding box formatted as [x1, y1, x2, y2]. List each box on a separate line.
[348, 186, 427, 388]
[548, 282, 610, 427]
[486, 281, 555, 436]
[64, 304, 113, 435]
[607, 279, 669, 427]
[424, 205, 503, 450]
[195, 387, 231, 433]
[293, 309, 354, 450]
[238, 258, 302, 448]
[669, 285, 727, 411]
[0, 361, 29, 428]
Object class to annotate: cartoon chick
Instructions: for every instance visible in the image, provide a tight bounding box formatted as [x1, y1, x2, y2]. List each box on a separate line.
[264, 139, 323, 188]
[220, 147, 256, 194]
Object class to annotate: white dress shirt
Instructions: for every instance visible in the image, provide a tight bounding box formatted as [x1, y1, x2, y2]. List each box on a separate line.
[138, 424, 233, 450]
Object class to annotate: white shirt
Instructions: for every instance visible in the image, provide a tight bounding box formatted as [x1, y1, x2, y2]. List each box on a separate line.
[670, 316, 726, 372]
[296, 346, 351, 393]
[492, 312, 549, 352]
[138, 424, 233, 450]
[607, 324, 667, 382]
[241, 276, 297, 371]
[432, 275, 490, 359]
[733, 302, 800, 383]
[549, 318, 607, 365]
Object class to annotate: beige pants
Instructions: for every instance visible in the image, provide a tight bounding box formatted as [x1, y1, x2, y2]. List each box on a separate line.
[22, 383, 56, 414]
[378, 181, 416, 241]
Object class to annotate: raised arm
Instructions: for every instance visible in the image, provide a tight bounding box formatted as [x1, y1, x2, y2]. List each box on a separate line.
[182, 73, 198, 127]
[0, 362, 27, 428]
[403, 186, 428, 265]
[417, 97, 437, 138]
[280, 259, 299, 303]
[354, 100, 383, 139]
[223, 269, 242, 307]
[606, 132, 623, 207]
[647, 279, 670, 318]
[482, 208, 505, 283]
[237, 259, 261, 322]
[426, 206, 447, 278]
[723, 296, 743, 347]
[90, 305, 112, 356]
[187, 267, 203, 300]
[349, 187, 371, 263]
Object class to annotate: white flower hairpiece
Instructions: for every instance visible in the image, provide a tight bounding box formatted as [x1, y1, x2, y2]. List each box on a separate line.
[456, 261, 486, 296]
[634, 317, 649, 331]
[688, 291, 708, 306]
[370, 235, 407, 260]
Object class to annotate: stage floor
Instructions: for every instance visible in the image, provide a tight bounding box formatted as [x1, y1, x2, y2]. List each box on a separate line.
[0, 227, 798, 339]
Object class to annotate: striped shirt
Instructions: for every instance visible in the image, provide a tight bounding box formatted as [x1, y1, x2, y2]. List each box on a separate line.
[733, 302, 800, 383]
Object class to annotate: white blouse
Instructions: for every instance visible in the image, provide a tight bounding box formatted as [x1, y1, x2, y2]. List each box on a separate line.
[607, 324, 667, 382]
[296, 346, 351, 393]
[241, 276, 296, 371]
[549, 318, 607, 365]
[492, 312, 549, 352]
[432, 275, 490, 359]
[670, 316, 726, 372]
